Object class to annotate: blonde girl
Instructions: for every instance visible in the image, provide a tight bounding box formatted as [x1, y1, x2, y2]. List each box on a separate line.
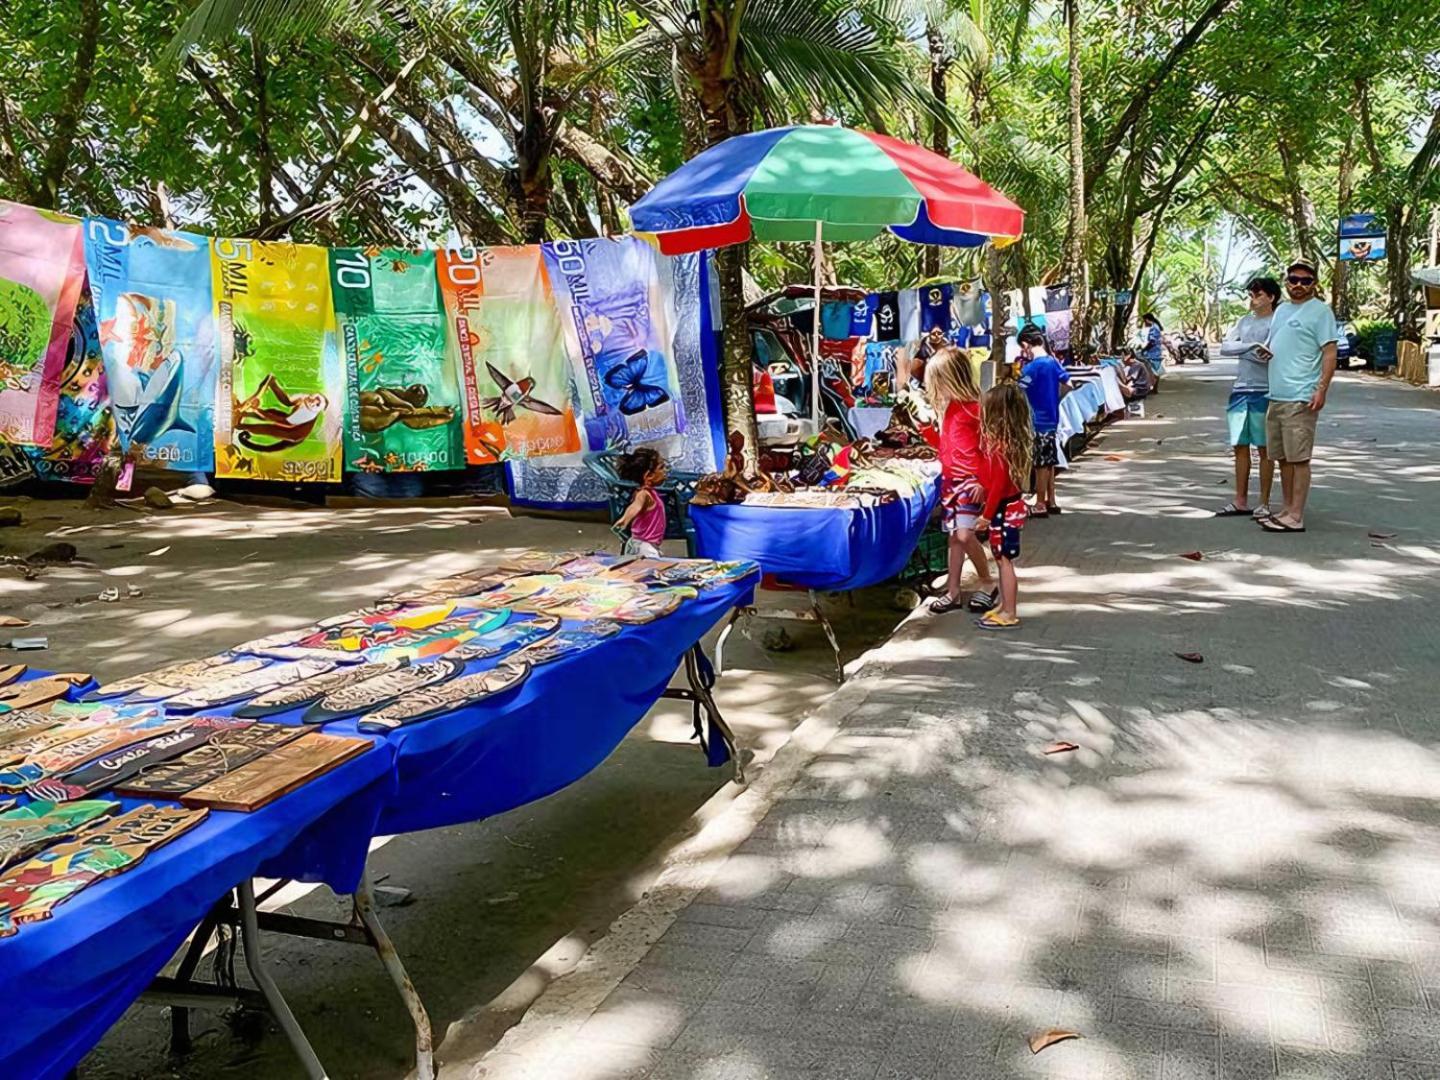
[973, 383, 1034, 630]
[923, 347, 997, 615]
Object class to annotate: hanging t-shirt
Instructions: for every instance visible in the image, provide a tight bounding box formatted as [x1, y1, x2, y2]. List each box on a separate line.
[850, 295, 874, 338]
[863, 342, 897, 388]
[1019, 354, 1070, 432]
[1047, 310, 1074, 354]
[1044, 284, 1073, 313]
[820, 302, 853, 341]
[953, 280, 984, 327]
[898, 289, 922, 342]
[921, 284, 953, 334]
[872, 292, 901, 341]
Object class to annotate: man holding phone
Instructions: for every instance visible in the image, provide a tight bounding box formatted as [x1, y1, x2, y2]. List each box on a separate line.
[1256, 258, 1338, 533]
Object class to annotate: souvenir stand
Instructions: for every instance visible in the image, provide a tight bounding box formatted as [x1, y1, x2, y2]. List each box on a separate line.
[630, 125, 1024, 677]
[0, 559, 759, 1080]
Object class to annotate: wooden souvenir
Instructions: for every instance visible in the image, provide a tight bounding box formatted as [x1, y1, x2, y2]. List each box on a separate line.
[83, 654, 242, 701]
[0, 804, 208, 937]
[595, 558, 673, 584]
[0, 709, 64, 753]
[0, 673, 92, 712]
[466, 574, 564, 609]
[518, 580, 644, 620]
[122, 657, 270, 702]
[302, 658, 465, 723]
[180, 733, 371, 812]
[28, 718, 252, 802]
[555, 553, 637, 579]
[387, 571, 509, 605]
[163, 659, 338, 712]
[448, 614, 560, 661]
[356, 660, 531, 733]
[518, 621, 623, 666]
[0, 665, 27, 688]
[369, 609, 512, 663]
[234, 660, 405, 718]
[0, 726, 87, 769]
[497, 551, 581, 574]
[0, 715, 183, 792]
[115, 722, 318, 797]
[0, 799, 120, 870]
[610, 588, 694, 625]
[651, 559, 753, 588]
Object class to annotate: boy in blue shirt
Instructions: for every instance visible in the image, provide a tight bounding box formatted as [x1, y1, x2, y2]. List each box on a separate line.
[1016, 327, 1071, 517]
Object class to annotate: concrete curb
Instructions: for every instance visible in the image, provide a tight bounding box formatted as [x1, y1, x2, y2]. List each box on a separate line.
[456, 603, 936, 1079]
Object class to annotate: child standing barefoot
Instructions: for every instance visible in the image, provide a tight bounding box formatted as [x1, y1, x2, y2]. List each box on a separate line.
[924, 347, 998, 615]
[973, 383, 1035, 631]
[614, 447, 668, 557]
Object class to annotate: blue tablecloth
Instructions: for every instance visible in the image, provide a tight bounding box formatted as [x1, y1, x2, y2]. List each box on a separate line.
[0, 733, 396, 1080]
[690, 480, 940, 592]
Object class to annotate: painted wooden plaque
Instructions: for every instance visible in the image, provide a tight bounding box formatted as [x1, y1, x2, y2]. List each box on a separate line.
[518, 621, 623, 666]
[0, 799, 119, 870]
[556, 553, 639, 580]
[302, 658, 464, 723]
[0, 673, 92, 712]
[234, 660, 404, 718]
[368, 609, 513, 663]
[497, 551, 581, 573]
[115, 722, 317, 797]
[610, 587, 694, 624]
[0, 664, 27, 687]
[122, 657, 271, 703]
[0, 804, 207, 937]
[447, 613, 560, 661]
[0, 709, 65, 753]
[355, 660, 531, 733]
[163, 659, 337, 712]
[0, 715, 182, 791]
[83, 654, 246, 701]
[466, 574, 564, 609]
[180, 733, 371, 812]
[28, 718, 252, 801]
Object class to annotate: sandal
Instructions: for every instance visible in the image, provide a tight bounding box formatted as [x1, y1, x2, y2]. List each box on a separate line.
[929, 595, 965, 615]
[976, 610, 1021, 631]
[1046, 504, 1063, 515]
[967, 588, 999, 613]
[1252, 505, 1272, 520]
[1259, 517, 1305, 533]
[1029, 507, 1049, 520]
[1215, 502, 1252, 517]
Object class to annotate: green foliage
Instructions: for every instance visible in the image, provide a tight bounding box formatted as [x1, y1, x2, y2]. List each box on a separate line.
[1352, 318, 1396, 361]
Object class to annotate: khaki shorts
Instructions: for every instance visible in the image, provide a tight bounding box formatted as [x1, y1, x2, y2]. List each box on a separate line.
[1265, 400, 1317, 463]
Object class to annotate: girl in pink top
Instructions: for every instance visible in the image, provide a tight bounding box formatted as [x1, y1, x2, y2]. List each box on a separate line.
[615, 447, 669, 557]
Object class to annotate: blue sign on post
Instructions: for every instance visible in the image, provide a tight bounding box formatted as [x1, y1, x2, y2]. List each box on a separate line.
[1338, 213, 1387, 262]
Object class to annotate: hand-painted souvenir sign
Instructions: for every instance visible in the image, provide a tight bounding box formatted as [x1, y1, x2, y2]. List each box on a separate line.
[28, 717, 251, 801]
[302, 658, 465, 723]
[0, 201, 86, 447]
[650, 559, 755, 588]
[553, 553, 636, 579]
[518, 621, 623, 666]
[238, 602, 455, 661]
[519, 580, 646, 620]
[610, 587, 695, 624]
[163, 659, 337, 712]
[115, 722, 317, 797]
[542, 237, 685, 449]
[83, 654, 258, 702]
[498, 551, 582, 574]
[0, 665, 25, 688]
[437, 245, 581, 464]
[212, 238, 343, 482]
[356, 660, 530, 733]
[446, 613, 560, 661]
[465, 574, 564, 609]
[386, 571, 510, 605]
[234, 660, 404, 719]
[367, 609, 512, 663]
[594, 558, 672, 584]
[83, 217, 218, 470]
[180, 733, 371, 812]
[330, 247, 465, 474]
[0, 672, 92, 712]
[0, 715, 182, 791]
[0, 709, 64, 753]
[0, 799, 119, 870]
[120, 656, 273, 703]
[0, 804, 207, 937]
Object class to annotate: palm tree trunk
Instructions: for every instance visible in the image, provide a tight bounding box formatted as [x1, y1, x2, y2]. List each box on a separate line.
[1065, 0, 1090, 359]
[923, 22, 949, 280]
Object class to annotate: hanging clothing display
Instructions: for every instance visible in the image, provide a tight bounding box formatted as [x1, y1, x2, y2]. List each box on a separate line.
[211, 239, 344, 482]
[953, 279, 984, 327]
[0, 201, 86, 447]
[1046, 309, 1073, 353]
[897, 289, 921, 342]
[330, 247, 465, 473]
[848, 295, 873, 338]
[872, 291, 901, 341]
[862, 342, 899, 389]
[820, 302, 853, 341]
[920, 283, 953, 334]
[1044, 283, 1073, 313]
[24, 290, 130, 488]
[84, 217, 219, 472]
[542, 237, 686, 451]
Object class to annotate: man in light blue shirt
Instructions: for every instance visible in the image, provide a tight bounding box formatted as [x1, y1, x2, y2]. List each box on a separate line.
[1257, 259, 1338, 533]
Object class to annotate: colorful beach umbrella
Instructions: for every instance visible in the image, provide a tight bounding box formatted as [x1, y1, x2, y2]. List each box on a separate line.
[629, 125, 1024, 428]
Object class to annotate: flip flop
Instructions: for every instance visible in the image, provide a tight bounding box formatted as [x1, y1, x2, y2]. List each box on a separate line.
[1260, 517, 1305, 533]
[976, 611, 1021, 631]
[1252, 505, 1273, 520]
[967, 588, 999, 613]
[1214, 502, 1252, 517]
[928, 595, 965, 615]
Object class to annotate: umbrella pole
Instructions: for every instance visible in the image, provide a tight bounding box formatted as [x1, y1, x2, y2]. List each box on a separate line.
[812, 219, 823, 432]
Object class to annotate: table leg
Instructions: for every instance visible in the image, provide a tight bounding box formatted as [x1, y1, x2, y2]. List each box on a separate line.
[237, 880, 330, 1080]
[809, 590, 844, 683]
[685, 646, 745, 784]
[167, 896, 230, 1055]
[714, 607, 747, 676]
[354, 875, 435, 1080]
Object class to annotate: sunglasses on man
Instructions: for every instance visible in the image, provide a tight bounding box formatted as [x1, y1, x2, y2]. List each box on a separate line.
[1287, 274, 1315, 286]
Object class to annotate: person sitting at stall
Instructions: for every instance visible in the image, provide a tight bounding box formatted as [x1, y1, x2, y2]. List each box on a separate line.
[614, 447, 669, 557]
[924, 347, 998, 615]
[1118, 348, 1152, 400]
[973, 382, 1035, 631]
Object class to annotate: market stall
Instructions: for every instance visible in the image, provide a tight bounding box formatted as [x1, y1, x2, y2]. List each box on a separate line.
[1056, 365, 1125, 467]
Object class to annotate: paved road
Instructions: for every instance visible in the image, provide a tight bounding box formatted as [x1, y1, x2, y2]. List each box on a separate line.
[474, 362, 1440, 1080]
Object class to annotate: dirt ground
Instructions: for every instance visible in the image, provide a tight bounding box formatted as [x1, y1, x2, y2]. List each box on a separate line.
[0, 489, 913, 1080]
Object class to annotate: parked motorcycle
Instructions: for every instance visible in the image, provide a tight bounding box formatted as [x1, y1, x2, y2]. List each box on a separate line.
[1172, 331, 1209, 364]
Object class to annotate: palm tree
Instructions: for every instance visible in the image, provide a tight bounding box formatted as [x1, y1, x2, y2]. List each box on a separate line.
[632, 0, 951, 454]
[1063, 0, 1089, 358]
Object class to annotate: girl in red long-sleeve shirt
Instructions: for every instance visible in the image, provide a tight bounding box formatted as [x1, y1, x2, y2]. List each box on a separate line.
[973, 383, 1035, 631]
[923, 347, 998, 614]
